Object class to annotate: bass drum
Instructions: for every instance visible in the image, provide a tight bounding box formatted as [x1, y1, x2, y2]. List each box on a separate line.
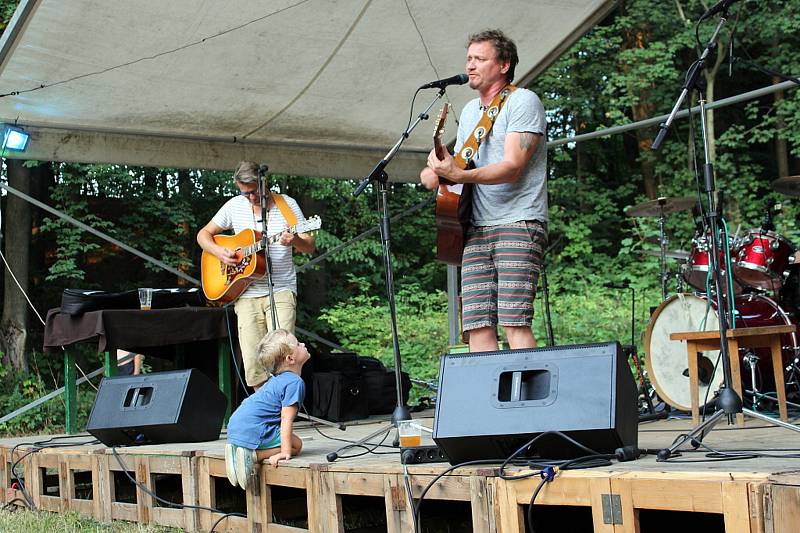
[644, 293, 798, 411]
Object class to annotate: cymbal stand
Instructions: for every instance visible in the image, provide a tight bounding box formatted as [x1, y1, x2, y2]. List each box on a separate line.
[652, 12, 800, 461]
[656, 199, 669, 301]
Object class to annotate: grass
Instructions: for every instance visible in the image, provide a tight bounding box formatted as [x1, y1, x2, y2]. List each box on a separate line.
[0, 509, 183, 533]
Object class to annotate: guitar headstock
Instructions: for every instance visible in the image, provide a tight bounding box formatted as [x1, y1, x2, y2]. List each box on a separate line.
[294, 215, 322, 235]
[433, 103, 450, 160]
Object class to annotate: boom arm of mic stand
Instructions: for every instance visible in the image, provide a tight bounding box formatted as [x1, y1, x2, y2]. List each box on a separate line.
[651, 16, 727, 151]
[352, 88, 446, 198]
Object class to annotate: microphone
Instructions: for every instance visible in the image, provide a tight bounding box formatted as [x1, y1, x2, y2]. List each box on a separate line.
[698, 0, 742, 22]
[419, 73, 468, 90]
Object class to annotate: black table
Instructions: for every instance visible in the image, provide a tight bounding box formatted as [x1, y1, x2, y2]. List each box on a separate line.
[44, 306, 236, 434]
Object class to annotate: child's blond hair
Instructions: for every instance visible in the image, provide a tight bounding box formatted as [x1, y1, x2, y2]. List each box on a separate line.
[255, 329, 296, 378]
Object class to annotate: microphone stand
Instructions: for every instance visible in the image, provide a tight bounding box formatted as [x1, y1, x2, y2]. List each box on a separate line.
[653, 13, 800, 460]
[258, 172, 280, 331]
[257, 172, 343, 431]
[327, 88, 447, 462]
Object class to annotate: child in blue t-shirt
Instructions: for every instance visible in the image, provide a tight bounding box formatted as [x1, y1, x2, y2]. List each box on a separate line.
[225, 329, 310, 488]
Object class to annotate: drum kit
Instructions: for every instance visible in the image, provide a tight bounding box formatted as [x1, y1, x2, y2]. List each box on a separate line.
[628, 179, 800, 415]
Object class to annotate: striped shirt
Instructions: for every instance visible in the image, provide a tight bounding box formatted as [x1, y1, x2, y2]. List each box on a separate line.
[211, 194, 306, 297]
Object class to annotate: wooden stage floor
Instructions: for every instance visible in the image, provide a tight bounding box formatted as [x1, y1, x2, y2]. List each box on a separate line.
[1, 413, 799, 532]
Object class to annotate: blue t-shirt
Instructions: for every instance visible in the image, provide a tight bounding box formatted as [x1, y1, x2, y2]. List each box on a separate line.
[226, 371, 305, 449]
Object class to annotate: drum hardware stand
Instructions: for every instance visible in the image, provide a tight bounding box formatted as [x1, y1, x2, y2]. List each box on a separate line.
[652, 12, 800, 461]
[656, 200, 670, 301]
[743, 351, 760, 409]
[607, 283, 665, 420]
[326, 89, 450, 462]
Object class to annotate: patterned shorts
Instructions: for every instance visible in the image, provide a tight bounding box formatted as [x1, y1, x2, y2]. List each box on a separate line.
[461, 220, 547, 332]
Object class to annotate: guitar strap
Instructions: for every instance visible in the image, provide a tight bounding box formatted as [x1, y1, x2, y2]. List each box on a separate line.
[271, 193, 299, 227]
[453, 84, 517, 169]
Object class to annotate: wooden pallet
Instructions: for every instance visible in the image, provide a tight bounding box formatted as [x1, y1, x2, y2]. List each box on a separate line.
[2, 419, 800, 532]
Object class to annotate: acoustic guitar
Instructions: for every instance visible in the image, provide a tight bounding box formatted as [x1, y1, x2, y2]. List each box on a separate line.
[201, 216, 321, 302]
[433, 104, 473, 265]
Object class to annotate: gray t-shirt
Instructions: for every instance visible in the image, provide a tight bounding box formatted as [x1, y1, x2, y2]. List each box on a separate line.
[455, 88, 548, 226]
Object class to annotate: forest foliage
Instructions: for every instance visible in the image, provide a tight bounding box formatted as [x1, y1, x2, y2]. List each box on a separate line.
[1, 0, 799, 433]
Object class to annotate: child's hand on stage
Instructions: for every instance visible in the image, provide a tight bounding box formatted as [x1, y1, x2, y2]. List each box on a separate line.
[269, 452, 291, 466]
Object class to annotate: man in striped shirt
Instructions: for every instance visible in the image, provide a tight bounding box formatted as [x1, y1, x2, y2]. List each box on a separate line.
[197, 161, 315, 390]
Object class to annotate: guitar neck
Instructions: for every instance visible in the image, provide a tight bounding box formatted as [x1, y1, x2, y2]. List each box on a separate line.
[240, 229, 287, 257]
[434, 137, 446, 161]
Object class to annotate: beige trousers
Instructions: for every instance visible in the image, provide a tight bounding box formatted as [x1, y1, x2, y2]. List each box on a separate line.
[233, 291, 297, 386]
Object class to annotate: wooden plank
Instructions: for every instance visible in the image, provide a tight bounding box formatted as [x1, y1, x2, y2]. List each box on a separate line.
[610, 475, 639, 533]
[770, 485, 800, 533]
[59, 459, 69, 512]
[95, 453, 112, 523]
[247, 459, 266, 532]
[588, 476, 615, 533]
[384, 474, 413, 533]
[309, 466, 343, 533]
[263, 463, 309, 488]
[406, 474, 472, 501]
[27, 452, 42, 509]
[331, 471, 385, 496]
[135, 455, 151, 525]
[722, 481, 753, 533]
[0, 447, 8, 503]
[670, 325, 795, 340]
[748, 482, 767, 533]
[181, 456, 199, 533]
[196, 456, 214, 532]
[304, 470, 316, 533]
[492, 476, 524, 533]
[470, 475, 494, 533]
[626, 478, 723, 512]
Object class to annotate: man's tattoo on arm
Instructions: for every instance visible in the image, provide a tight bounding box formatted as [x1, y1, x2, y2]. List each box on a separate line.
[519, 132, 535, 151]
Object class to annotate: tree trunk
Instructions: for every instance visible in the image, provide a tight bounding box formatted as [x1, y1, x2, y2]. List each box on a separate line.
[176, 169, 192, 287]
[1, 159, 32, 371]
[774, 76, 789, 179]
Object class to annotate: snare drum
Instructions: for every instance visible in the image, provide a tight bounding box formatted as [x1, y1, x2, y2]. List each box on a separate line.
[644, 293, 798, 411]
[682, 233, 740, 294]
[733, 229, 795, 290]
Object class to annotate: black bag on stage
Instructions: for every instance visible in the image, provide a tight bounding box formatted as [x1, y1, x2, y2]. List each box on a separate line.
[61, 288, 205, 316]
[61, 289, 139, 315]
[359, 357, 412, 415]
[310, 371, 369, 422]
[313, 352, 360, 372]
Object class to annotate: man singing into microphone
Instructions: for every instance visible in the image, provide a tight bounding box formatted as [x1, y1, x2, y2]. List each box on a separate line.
[420, 29, 548, 353]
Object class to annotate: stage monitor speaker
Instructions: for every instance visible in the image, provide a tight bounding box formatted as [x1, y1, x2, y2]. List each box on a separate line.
[87, 369, 227, 446]
[433, 341, 637, 464]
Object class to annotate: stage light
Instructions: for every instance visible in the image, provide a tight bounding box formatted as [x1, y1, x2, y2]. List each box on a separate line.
[2, 126, 29, 152]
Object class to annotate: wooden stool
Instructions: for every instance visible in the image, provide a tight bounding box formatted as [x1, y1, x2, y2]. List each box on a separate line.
[669, 325, 794, 425]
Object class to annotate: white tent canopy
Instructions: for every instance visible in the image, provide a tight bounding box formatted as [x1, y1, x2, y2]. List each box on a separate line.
[0, 0, 615, 180]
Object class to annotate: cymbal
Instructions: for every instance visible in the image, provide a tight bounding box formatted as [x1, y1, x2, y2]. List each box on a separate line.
[625, 196, 696, 217]
[771, 176, 800, 196]
[642, 249, 690, 260]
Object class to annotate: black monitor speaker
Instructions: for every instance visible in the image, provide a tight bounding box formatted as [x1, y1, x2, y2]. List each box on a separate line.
[87, 369, 227, 446]
[433, 342, 637, 464]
